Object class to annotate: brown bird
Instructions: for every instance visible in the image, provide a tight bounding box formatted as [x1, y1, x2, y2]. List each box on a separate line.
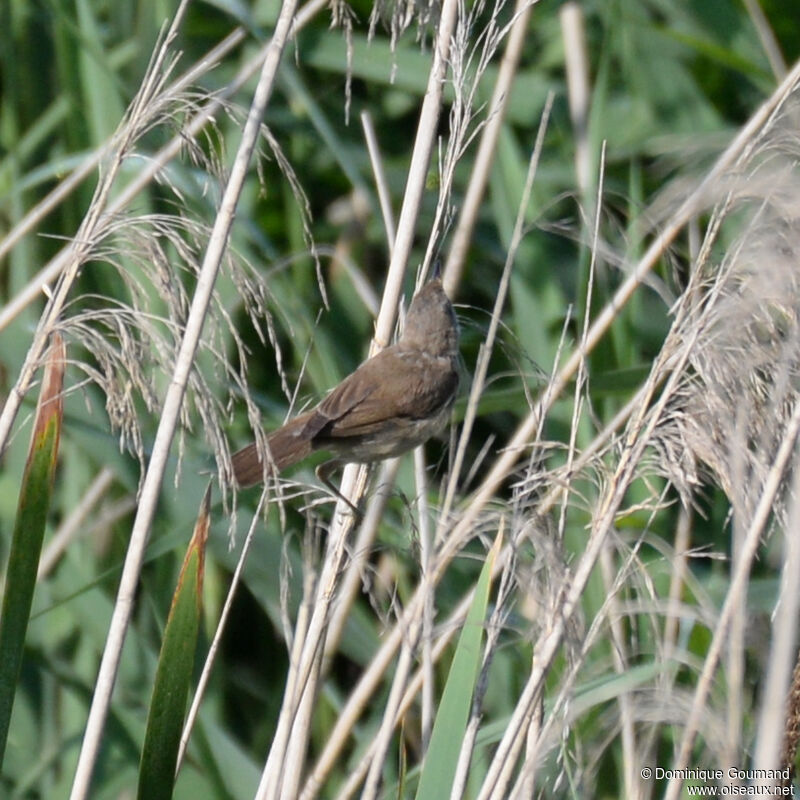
[231, 273, 460, 491]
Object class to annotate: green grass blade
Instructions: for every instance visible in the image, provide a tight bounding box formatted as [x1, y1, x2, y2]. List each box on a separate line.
[415, 529, 502, 800]
[136, 485, 210, 800]
[0, 334, 65, 766]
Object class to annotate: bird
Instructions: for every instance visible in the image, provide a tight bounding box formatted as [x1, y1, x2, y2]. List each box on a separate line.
[231, 271, 459, 494]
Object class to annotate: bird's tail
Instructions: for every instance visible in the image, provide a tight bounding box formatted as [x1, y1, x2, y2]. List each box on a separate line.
[231, 410, 316, 487]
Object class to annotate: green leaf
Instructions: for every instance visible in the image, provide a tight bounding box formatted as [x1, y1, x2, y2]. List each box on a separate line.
[415, 528, 501, 800]
[137, 485, 209, 800]
[0, 334, 65, 766]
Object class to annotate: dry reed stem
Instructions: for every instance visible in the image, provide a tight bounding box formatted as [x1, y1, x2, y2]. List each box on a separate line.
[742, 0, 787, 80]
[443, 0, 538, 294]
[37, 467, 115, 579]
[560, 2, 592, 199]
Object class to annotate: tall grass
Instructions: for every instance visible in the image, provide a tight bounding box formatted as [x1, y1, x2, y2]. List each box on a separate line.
[1, 0, 799, 797]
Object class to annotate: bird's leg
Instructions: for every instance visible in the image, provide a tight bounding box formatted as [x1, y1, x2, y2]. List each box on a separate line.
[315, 460, 362, 518]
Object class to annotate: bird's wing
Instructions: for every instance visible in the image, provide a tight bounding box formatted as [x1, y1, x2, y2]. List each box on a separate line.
[299, 346, 457, 440]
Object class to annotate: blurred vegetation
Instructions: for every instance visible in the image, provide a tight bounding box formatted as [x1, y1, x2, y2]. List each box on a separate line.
[0, 0, 798, 796]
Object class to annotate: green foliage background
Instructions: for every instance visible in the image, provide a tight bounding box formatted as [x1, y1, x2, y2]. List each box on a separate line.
[0, 0, 798, 796]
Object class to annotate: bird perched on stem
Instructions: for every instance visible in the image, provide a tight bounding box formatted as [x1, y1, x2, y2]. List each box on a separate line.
[231, 269, 460, 496]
